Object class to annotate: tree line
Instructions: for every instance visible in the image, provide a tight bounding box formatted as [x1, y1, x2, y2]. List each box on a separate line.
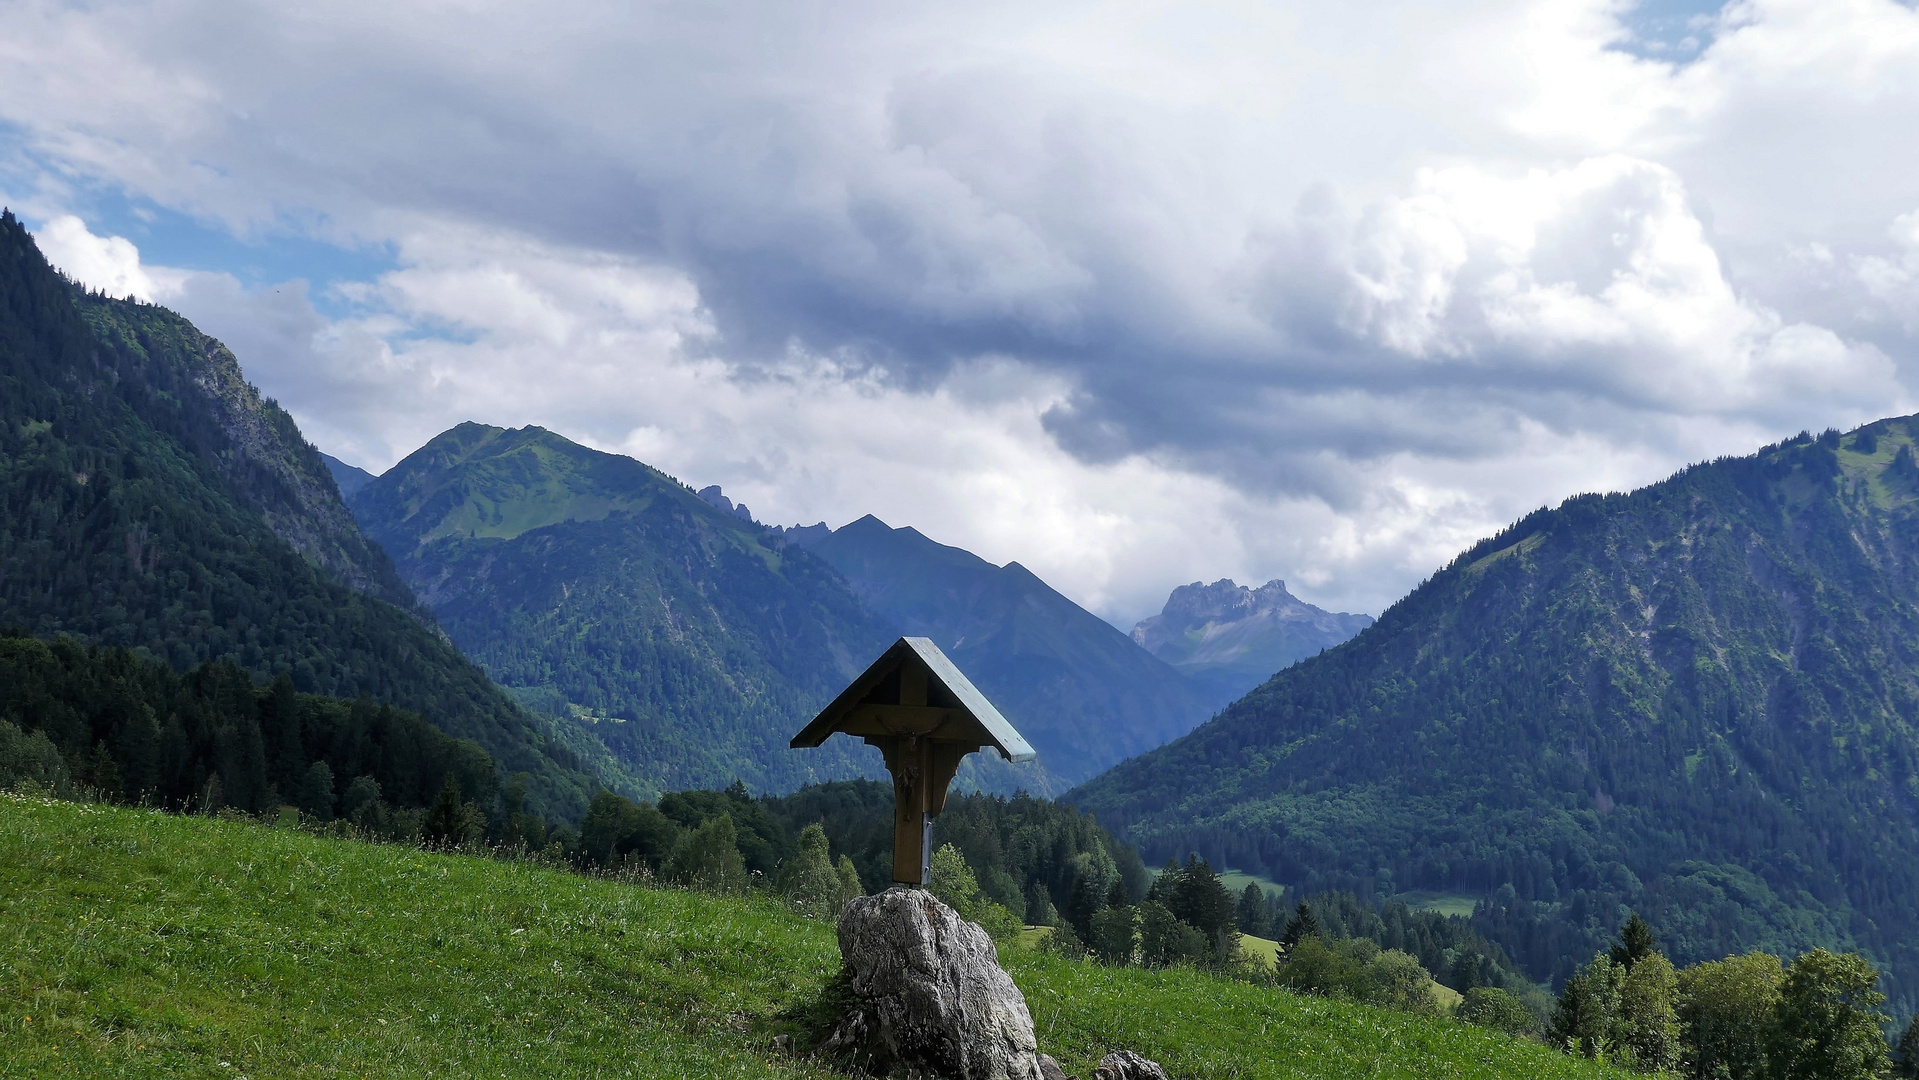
[0, 211, 589, 818]
[1541, 913, 1907, 1080]
[0, 634, 497, 842]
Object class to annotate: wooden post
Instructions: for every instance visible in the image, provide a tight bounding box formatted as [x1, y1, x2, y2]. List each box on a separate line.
[790, 637, 1035, 889]
[889, 665, 932, 885]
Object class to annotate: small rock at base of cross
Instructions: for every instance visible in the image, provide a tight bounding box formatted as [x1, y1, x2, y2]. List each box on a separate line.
[1094, 1050, 1170, 1080]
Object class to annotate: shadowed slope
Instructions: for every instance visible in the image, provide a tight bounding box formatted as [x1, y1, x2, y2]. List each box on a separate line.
[0, 211, 591, 819]
[1073, 419, 1919, 1006]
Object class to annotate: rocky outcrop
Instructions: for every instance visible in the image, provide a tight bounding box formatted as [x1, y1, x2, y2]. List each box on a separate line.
[825, 887, 1044, 1080]
[177, 331, 415, 607]
[1131, 578, 1372, 707]
[1092, 1051, 1169, 1080]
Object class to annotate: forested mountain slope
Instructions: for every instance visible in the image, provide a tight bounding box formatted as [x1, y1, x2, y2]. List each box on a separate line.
[0, 212, 591, 818]
[794, 516, 1218, 787]
[1071, 420, 1919, 1003]
[347, 423, 896, 796]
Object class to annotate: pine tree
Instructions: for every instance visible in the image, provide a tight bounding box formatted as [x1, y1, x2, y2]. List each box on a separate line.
[1068, 871, 1105, 940]
[1279, 902, 1321, 948]
[835, 855, 863, 907]
[298, 760, 336, 822]
[1895, 1014, 1919, 1080]
[423, 774, 476, 848]
[777, 823, 844, 919]
[263, 673, 303, 794]
[198, 772, 224, 814]
[1609, 913, 1657, 970]
[1163, 855, 1237, 958]
[1237, 882, 1271, 937]
[1551, 954, 1619, 1058]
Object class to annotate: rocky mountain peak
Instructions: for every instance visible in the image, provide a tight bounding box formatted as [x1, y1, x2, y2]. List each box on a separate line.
[1132, 577, 1373, 707]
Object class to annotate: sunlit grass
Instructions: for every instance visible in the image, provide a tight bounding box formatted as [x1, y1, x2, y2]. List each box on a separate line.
[1, 795, 1627, 1079]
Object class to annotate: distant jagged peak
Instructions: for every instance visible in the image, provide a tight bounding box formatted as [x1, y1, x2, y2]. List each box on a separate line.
[1154, 578, 1307, 621]
[696, 484, 757, 524]
[1131, 576, 1373, 680]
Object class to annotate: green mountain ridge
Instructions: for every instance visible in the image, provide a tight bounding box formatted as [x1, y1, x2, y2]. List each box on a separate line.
[1070, 418, 1919, 1008]
[794, 515, 1220, 787]
[0, 211, 591, 819]
[347, 422, 897, 798]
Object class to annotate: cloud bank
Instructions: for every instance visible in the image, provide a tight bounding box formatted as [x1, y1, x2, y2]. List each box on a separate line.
[7, 0, 1919, 621]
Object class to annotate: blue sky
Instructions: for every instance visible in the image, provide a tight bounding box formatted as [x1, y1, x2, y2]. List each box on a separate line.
[1614, 0, 1727, 57]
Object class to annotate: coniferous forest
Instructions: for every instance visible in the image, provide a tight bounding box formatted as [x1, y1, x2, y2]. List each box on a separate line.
[0, 211, 592, 819]
[0, 634, 494, 827]
[1073, 420, 1919, 1011]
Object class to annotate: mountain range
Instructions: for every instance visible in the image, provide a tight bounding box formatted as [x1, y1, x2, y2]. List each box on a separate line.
[790, 515, 1221, 787]
[0, 211, 591, 818]
[346, 422, 895, 798]
[344, 428, 1269, 796]
[1071, 420, 1919, 1006]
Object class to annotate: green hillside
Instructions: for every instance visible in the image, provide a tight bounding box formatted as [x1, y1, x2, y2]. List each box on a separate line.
[1070, 419, 1919, 1005]
[0, 212, 591, 819]
[795, 516, 1218, 787]
[0, 793, 1628, 1080]
[347, 423, 896, 797]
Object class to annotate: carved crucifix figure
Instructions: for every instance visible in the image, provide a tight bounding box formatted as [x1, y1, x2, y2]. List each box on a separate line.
[791, 637, 1036, 886]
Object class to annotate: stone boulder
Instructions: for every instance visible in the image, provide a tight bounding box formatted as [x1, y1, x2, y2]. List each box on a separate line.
[825, 887, 1044, 1080]
[1093, 1050, 1169, 1080]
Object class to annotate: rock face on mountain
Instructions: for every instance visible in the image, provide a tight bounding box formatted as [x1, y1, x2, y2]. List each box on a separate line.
[793, 516, 1218, 789]
[0, 211, 591, 818]
[1131, 579, 1372, 706]
[347, 423, 896, 797]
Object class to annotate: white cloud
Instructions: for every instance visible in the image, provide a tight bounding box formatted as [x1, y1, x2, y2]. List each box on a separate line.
[4, 0, 1919, 623]
[34, 214, 181, 301]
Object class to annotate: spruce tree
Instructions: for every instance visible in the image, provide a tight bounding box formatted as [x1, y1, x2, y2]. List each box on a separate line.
[1609, 913, 1657, 970]
[1895, 1014, 1919, 1080]
[1279, 902, 1320, 948]
[1067, 872, 1105, 939]
[835, 855, 863, 907]
[776, 823, 844, 919]
[297, 760, 336, 822]
[1237, 882, 1271, 937]
[423, 774, 470, 848]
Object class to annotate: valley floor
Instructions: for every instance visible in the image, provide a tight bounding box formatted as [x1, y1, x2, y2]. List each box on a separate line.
[0, 793, 1626, 1079]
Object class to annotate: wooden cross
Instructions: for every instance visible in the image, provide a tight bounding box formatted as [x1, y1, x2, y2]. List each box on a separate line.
[791, 637, 1036, 886]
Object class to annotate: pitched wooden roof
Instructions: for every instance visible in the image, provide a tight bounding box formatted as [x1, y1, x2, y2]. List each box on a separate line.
[790, 637, 1037, 762]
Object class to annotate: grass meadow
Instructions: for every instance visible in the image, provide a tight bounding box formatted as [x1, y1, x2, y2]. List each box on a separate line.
[0, 793, 1626, 1079]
